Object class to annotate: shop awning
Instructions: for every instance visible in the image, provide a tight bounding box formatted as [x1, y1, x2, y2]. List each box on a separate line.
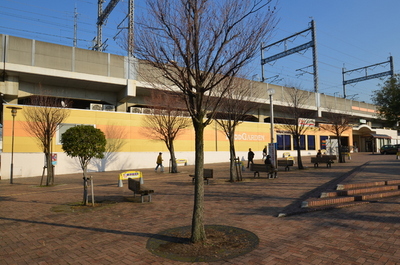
[370, 133, 392, 139]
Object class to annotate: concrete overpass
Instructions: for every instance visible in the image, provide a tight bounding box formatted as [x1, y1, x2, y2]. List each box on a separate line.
[0, 34, 398, 157]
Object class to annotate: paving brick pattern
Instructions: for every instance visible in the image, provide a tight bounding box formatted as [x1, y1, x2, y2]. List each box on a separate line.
[1, 153, 400, 264]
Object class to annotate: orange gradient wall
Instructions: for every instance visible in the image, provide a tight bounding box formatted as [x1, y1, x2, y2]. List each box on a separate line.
[2, 105, 350, 155]
[2, 106, 271, 154]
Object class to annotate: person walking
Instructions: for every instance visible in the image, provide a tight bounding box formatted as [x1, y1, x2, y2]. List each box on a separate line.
[262, 146, 267, 161]
[155, 152, 164, 172]
[247, 148, 255, 168]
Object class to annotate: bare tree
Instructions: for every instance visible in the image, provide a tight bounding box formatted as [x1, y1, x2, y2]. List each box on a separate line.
[279, 87, 315, 169]
[135, 0, 277, 243]
[143, 91, 191, 173]
[320, 111, 352, 163]
[214, 79, 260, 182]
[23, 95, 70, 186]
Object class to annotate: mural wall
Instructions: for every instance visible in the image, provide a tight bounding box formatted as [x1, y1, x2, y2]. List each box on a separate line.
[1, 105, 351, 179]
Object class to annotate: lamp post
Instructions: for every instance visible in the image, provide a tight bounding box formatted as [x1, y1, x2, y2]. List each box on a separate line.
[267, 88, 275, 143]
[7, 106, 22, 184]
[267, 88, 276, 167]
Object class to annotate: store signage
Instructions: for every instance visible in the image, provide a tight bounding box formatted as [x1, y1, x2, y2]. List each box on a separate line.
[298, 118, 315, 127]
[227, 133, 265, 141]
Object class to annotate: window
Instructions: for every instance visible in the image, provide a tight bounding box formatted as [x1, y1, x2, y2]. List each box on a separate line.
[277, 134, 291, 150]
[293, 135, 306, 150]
[56, 123, 95, 145]
[320, 136, 328, 150]
[307, 135, 315, 150]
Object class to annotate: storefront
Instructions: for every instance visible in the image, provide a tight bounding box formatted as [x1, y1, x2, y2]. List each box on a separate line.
[352, 125, 395, 153]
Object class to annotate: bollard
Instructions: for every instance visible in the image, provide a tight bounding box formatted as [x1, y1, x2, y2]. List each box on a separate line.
[118, 178, 123, 187]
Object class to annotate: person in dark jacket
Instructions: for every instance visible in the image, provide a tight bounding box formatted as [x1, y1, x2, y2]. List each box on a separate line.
[316, 150, 322, 157]
[262, 146, 267, 160]
[247, 148, 255, 168]
[264, 155, 277, 178]
[264, 155, 274, 170]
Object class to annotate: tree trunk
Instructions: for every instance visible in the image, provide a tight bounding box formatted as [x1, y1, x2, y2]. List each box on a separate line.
[294, 135, 304, 169]
[45, 152, 52, 186]
[83, 166, 88, 206]
[49, 159, 54, 186]
[337, 136, 345, 163]
[190, 121, 206, 243]
[228, 135, 236, 182]
[45, 135, 55, 186]
[168, 141, 178, 173]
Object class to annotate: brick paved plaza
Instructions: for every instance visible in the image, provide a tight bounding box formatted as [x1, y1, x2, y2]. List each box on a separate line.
[1, 153, 400, 264]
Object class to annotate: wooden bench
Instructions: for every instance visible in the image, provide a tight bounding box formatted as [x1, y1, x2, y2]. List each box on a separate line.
[311, 156, 334, 168]
[189, 169, 213, 184]
[323, 155, 337, 161]
[250, 164, 277, 179]
[128, 178, 154, 203]
[277, 159, 294, 171]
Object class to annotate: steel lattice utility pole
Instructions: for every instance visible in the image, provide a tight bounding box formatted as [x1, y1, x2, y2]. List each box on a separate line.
[93, 0, 134, 56]
[310, 20, 319, 112]
[342, 56, 394, 99]
[261, 20, 320, 115]
[94, 0, 121, 51]
[128, 0, 134, 57]
[73, 7, 78, 47]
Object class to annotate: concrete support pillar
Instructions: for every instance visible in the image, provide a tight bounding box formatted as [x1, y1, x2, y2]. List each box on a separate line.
[0, 75, 19, 102]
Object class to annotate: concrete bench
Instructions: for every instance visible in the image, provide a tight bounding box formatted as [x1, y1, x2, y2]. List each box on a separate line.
[189, 168, 213, 184]
[250, 164, 277, 179]
[128, 178, 154, 203]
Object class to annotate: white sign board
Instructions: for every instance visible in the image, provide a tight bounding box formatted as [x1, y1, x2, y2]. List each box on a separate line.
[298, 118, 315, 127]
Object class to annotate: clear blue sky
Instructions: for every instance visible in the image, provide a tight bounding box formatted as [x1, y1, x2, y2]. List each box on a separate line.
[1, 0, 399, 103]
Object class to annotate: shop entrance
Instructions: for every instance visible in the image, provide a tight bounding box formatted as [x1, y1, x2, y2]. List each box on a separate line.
[365, 140, 373, 152]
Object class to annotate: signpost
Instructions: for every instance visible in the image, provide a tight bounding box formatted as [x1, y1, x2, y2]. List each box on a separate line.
[268, 143, 277, 169]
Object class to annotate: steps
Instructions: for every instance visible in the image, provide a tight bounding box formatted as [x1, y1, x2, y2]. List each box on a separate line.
[302, 180, 400, 209]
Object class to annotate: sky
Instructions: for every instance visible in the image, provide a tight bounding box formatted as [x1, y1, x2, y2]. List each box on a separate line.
[1, 0, 399, 103]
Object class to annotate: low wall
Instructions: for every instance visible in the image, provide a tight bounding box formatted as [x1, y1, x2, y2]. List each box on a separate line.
[0, 151, 233, 179]
[0, 149, 322, 179]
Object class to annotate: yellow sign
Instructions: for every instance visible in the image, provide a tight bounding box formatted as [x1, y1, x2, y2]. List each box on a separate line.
[119, 171, 142, 180]
[118, 171, 143, 187]
[176, 159, 188, 165]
